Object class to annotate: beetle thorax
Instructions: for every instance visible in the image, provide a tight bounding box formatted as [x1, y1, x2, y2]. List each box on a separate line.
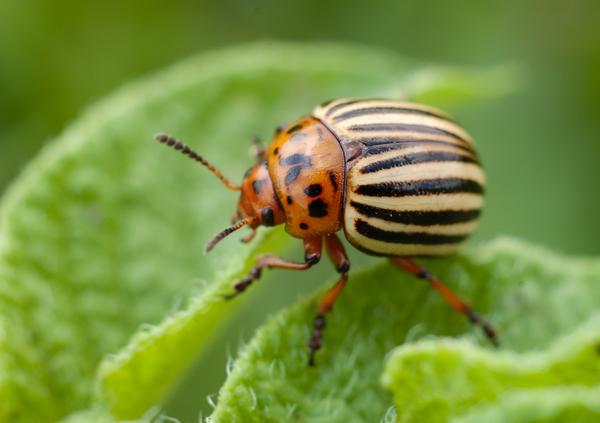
[266, 117, 346, 238]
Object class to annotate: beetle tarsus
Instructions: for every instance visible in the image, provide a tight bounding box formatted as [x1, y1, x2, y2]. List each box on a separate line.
[222, 292, 239, 301]
[223, 276, 255, 300]
[467, 310, 499, 347]
[307, 314, 326, 366]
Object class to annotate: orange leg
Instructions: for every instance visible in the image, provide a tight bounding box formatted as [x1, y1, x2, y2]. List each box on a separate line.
[224, 237, 322, 299]
[390, 257, 498, 345]
[308, 233, 350, 366]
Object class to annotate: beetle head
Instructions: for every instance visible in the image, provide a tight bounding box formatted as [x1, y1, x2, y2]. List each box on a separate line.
[236, 162, 285, 226]
[155, 133, 284, 252]
[205, 162, 285, 252]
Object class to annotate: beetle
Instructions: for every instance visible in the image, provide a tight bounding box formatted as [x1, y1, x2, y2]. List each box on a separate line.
[156, 98, 497, 365]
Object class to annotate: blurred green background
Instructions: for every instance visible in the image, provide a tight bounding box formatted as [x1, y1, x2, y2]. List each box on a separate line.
[1, 1, 599, 421]
[1, 1, 599, 255]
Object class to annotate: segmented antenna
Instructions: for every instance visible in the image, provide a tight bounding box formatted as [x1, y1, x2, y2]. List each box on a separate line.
[204, 217, 255, 253]
[155, 133, 241, 191]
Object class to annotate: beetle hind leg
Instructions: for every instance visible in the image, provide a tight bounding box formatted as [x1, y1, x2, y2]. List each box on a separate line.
[390, 257, 498, 346]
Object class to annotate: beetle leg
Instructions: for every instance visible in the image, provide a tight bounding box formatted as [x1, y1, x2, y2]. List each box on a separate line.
[308, 233, 350, 366]
[240, 228, 257, 244]
[224, 237, 322, 300]
[390, 257, 498, 346]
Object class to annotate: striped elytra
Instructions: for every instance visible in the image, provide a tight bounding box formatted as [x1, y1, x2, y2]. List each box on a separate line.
[156, 97, 496, 366]
[312, 98, 484, 257]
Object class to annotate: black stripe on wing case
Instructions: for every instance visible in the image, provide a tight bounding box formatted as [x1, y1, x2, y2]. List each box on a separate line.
[359, 151, 479, 174]
[355, 219, 469, 245]
[323, 99, 363, 117]
[360, 139, 475, 156]
[358, 136, 470, 147]
[331, 106, 453, 122]
[350, 201, 481, 225]
[355, 178, 484, 197]
[347, 123, 469, 143]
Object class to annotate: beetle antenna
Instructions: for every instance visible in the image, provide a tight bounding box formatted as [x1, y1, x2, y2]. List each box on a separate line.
[155, 133, 241, 191]
[205, 217, 254, 253]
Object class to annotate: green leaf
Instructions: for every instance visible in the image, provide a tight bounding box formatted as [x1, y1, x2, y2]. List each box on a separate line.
[95, 229, 289, 419]
[210, 238, 600, 422]
[454, 386, 600, 423]
[401, 63, 523, 107]
[383, 314, 600, 422]
[0, 41, 517, 422]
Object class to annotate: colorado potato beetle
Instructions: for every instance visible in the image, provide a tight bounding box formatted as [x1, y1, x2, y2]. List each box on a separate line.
[156, 98, 496, 365]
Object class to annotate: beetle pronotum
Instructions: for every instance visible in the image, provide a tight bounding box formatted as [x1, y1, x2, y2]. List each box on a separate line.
[157, 98, 497, 365]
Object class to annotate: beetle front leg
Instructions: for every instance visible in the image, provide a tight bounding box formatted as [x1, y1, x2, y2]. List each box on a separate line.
[308, 233, 350, 366]
[224, 237, 322, 299]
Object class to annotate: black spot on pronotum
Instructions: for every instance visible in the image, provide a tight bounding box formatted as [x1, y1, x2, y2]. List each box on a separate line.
[289, 133, 307, 142]
[304, 184, 322, 197]
[308, 199, 328, 217]
[287, 195, 293, 205]
[328, 171, 338, 192]
[261, 208, 275, 226]
[286, 124, 303, 134]
[300, 223, 309, 230]
[252, 179, 266, 195]
[280, 153, 312, 167]
[273, 147, 279, 155]
[285, 166, 302, 185]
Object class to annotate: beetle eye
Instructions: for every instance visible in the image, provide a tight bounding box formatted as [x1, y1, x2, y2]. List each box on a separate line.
[261, 208, 275, 226]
